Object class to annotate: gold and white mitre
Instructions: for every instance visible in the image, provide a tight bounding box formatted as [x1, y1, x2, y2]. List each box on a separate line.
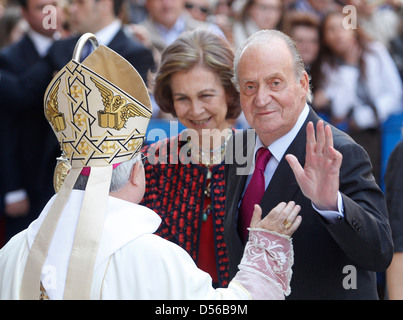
[19, 33, 152, 300]
[46, 33, 152, 191]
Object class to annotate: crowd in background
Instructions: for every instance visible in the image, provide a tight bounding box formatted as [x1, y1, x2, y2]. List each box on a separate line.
[1, 0, 403, 299]
[1, 0, 403, 132]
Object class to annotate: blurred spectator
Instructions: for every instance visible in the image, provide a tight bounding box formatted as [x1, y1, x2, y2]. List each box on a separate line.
[57, 0, 72, 38]
[126, 0, 148, 23]
[209, 0, 236, 46]
[390, 10, 403, 81]
[282, 10, 326, 120]
[0, 5, 28, 48]
[140, 0, 225, 53]
[132, 0, 225, 118]
[0, 0, 6, 18]
[288, 0, 341, 19]
[0, 0, 66, 245]
[184, 0, 213, 21]
[214, 0, 235, 15]
[49, 0, 155, 83]
[345, 0, 400, 50]
[310, 10, 403, 183]
[282, 10, 321, 72]
[232, 0, 283, 49]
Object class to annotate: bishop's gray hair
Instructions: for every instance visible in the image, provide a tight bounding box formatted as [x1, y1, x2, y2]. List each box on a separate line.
[73, 154, 141, 193]
[232, 29, 313, 103]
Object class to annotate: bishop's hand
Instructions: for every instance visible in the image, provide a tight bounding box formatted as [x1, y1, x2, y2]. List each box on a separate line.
[285, 120, 343, 211]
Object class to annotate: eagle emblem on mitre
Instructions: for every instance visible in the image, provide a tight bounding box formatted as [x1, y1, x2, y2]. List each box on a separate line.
[45, 78, 66, 132]
[91, 77, 152, 130]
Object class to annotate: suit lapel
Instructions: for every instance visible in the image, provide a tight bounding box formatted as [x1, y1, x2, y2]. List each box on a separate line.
[224, 129, 256, 271]
[22, 35, 40, 64]
[105, 29, 124, 51]
[226, 129, 256, 210]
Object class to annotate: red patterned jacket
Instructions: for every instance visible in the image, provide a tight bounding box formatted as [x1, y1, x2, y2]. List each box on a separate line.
[141, 135, 230, 287]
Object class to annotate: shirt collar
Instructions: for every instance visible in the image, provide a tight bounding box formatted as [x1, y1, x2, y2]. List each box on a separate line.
[155, 15, 186, 33]
[155, 15, 186, 45]
[255, 104, 310, 162]
[27, 29, 55, 57]
[94, 19, 121, 46]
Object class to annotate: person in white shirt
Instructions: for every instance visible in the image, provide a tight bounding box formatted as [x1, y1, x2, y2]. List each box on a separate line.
[310, 10, 403, 182]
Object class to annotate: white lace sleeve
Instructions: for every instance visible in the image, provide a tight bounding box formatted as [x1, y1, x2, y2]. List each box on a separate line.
[232, 228, 294, 299]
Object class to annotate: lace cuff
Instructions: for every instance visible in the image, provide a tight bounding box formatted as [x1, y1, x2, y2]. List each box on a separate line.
[237, 228, 294, 297]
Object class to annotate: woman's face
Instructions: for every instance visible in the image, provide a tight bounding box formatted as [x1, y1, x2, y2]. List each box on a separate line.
[323, 13, 356, 57]
[292, 25, 320, 67]
[170, 65, 230, 137]
[248, 0, 282, 30]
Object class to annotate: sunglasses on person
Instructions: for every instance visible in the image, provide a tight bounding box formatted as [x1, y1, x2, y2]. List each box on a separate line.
[185, 2, 210, 14]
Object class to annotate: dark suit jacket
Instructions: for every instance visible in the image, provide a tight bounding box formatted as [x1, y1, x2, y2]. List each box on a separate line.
[385, 140, 403, 252]
[224, 107, 393, 299]
[0, 34, 60, 240]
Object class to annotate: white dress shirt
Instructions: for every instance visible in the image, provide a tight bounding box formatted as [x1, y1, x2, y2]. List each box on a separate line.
[27, 28, 55, 57]
[94, 19, 122, 46]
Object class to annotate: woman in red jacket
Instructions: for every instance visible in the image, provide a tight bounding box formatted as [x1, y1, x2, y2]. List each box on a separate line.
[141, 29, 241, 288]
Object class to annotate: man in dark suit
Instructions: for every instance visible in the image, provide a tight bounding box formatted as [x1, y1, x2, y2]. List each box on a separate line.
[0, 0, 155, 244]
[0, 0, 155, 110]
[52, 0, 155, 81]
[0, 0, 62, 244]
[224, 30, 393, 299]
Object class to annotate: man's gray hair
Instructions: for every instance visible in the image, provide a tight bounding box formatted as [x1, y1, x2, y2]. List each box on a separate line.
[232, 29, 313, 103]
[73, 154, 140, 192]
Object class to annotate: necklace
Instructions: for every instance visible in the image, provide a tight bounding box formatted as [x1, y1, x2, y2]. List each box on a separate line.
[187, 128, 232, 222]
[202, 167, 213, 222]
[188, 128, 233, 167]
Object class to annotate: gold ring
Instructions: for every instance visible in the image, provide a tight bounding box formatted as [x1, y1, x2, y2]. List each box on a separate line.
[283, 219, 292, 230]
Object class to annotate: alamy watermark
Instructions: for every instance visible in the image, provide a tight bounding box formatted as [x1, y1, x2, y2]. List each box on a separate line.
[342, 5, 358, 30]
[42, 264, 57, 291]
[42, 5, 360, 30]
[42, 5, 58, 30]
[342, 265, 357, 290]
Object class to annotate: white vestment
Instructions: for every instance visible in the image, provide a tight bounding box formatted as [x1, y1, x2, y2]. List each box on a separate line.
[0, 190, 292, 299]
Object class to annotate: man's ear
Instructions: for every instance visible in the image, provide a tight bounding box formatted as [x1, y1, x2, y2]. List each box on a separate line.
[129, 161, 141, 186]
[300, 71, 309, 93]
